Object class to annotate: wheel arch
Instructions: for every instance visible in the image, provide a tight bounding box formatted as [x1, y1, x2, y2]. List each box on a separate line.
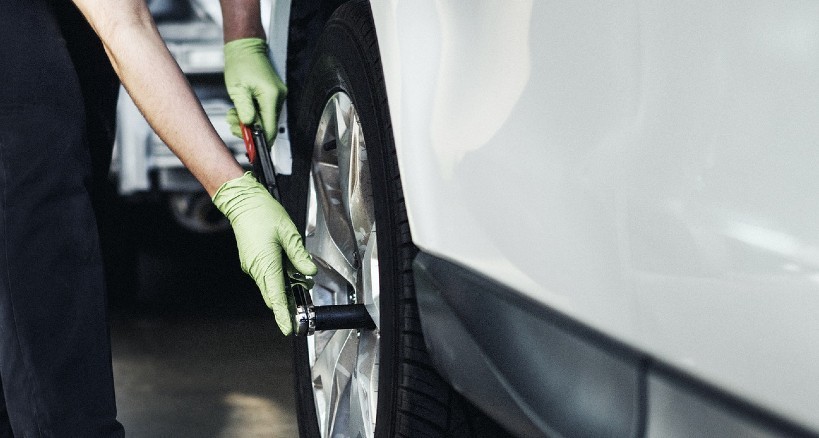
[279, 0, 363, 230]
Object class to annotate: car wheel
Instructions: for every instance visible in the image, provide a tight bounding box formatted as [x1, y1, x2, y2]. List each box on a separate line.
[291, 2, 470, 437]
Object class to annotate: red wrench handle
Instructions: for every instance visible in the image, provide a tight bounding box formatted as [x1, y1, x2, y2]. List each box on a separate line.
[240, 122, 257, 164]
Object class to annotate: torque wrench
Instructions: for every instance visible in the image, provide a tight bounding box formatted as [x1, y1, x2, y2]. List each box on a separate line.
[240, 123, 375, 336]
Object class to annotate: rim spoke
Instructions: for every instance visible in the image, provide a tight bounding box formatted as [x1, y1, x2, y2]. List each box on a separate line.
[311, 329, 345, 436]
[312, 329, 358, 437]
[312, 261, 351, 307]
[306, 168, 358, 290]
[335, 94, 353, 223]
[361, 231, 380, 328]
[312, 164, 358, 271]
[339, 107, 375, 253]
[351, 331, 378, 437]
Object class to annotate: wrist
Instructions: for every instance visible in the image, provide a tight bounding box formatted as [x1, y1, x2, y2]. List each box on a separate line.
[224, 37, 268, 65]
[212, 171, 266, 218]
[224, 31, 265, 43]
[206, 166, 246, 198]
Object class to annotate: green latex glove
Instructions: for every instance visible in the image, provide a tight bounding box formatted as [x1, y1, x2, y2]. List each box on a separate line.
[224, 37, 286, 142]
[213, 172, 317, 335]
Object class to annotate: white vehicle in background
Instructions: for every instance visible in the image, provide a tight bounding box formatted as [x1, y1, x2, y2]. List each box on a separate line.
[112, 0, 247, 233]
[256, 1, 819, 437]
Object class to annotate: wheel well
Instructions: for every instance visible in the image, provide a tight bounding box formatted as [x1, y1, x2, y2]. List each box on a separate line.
[286, 0, 353, 130]
[283, 0, 363, 231]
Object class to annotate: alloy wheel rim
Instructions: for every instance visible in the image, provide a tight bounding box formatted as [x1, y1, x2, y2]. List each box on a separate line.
[304, 92, 380, 438]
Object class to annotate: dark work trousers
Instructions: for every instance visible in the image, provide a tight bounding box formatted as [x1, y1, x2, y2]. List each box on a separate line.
[51, 0, 136, 306]
[0, 0, 124, 436]
[52, 0, 120, 206]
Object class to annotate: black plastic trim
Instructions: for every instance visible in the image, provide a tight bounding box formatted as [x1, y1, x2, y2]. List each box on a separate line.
[414, 252, 645, 437]
[648, 362, 818, 438]
[413, 251, 818, 438]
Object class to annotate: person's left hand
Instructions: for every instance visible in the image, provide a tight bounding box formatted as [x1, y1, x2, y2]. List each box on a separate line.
[212, 172, 317, 335]
[224, 37, 286, 142]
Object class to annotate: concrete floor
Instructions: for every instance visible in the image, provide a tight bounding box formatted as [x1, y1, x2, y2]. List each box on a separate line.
[101, 198, 300, 437]
[111, 316, 298, 437]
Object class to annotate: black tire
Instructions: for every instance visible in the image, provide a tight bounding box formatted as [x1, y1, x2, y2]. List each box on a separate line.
[291, 2, 473, 437]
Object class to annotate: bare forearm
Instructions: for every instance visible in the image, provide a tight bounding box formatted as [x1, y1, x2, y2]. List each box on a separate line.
[220, 0, 265, 42]
[72, 0, 243, 195]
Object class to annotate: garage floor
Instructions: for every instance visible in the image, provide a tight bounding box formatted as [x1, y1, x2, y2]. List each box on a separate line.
[101, 198, 299, 437]
[111, 316, 297, 437]
[109, 314, 515, 438]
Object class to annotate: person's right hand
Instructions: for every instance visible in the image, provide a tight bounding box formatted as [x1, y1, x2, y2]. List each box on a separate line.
[223, 37, 286, 142]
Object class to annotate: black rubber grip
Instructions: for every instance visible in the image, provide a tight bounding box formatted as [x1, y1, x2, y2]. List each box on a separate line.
[314, 304, 375, 331]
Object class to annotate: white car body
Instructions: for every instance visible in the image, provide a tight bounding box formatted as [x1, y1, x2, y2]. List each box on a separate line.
[271, 1, 819, 435]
